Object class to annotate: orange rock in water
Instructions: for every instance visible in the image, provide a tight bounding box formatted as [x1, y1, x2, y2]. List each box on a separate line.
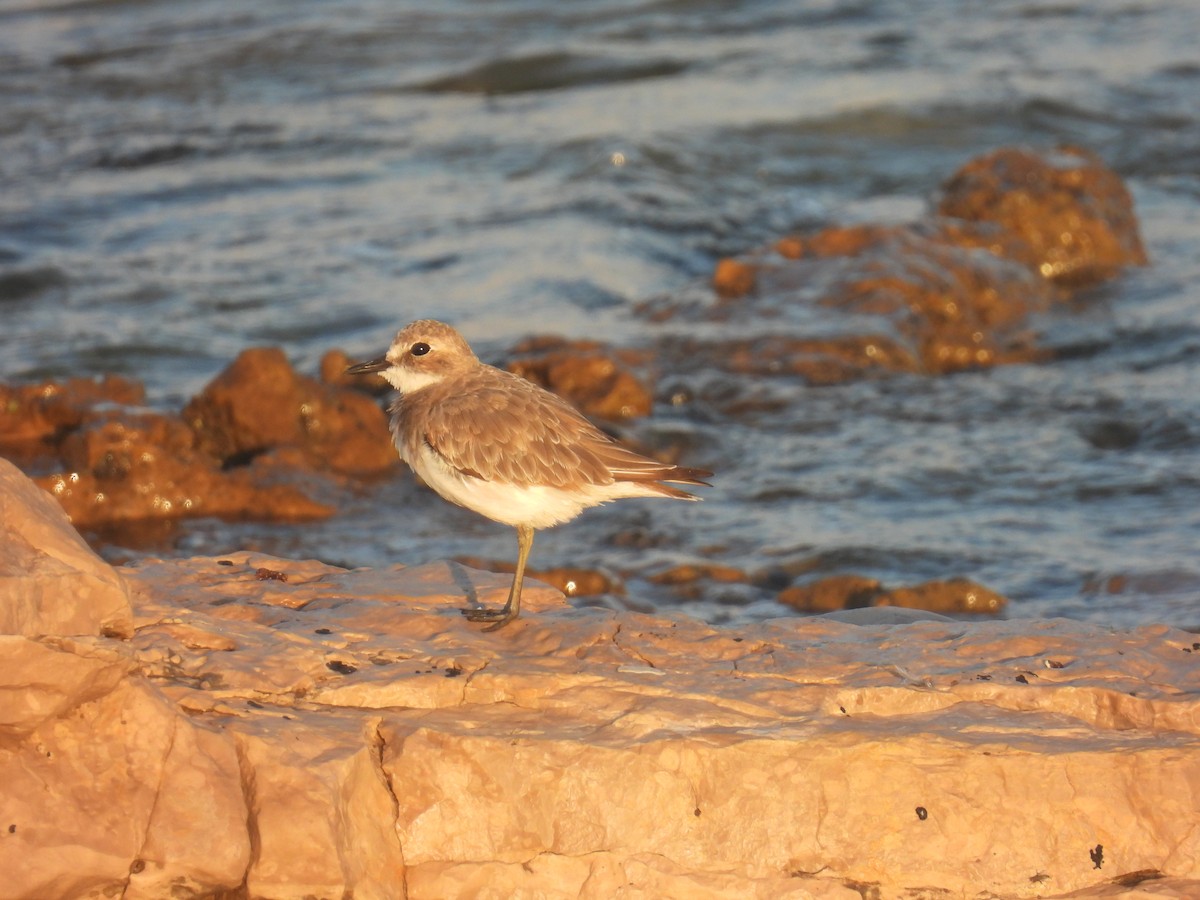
[0, 375, 145, 459]
[1, 346, 396, 533]
[185, 346, 396, 476]
[774, 236, 805, 259]
[803, 223, 890, 258]
[937, 145, 1148, 285]
[648, 562, 749, 585]
[777, 574, 883, 613]
[874, 577, 1008, 615]
[712, 257, 756, 298]
[183, 347, 304, 460]
[35, 410, 334, 529]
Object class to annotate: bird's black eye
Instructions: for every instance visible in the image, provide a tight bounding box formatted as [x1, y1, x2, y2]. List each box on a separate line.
[411, 342, 430, 357]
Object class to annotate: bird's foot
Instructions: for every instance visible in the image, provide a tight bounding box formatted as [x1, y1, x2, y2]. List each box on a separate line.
[461, 606, 518, 632]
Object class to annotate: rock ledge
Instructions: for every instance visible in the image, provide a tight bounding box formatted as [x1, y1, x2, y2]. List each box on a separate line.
[1, 463, 1197, 900]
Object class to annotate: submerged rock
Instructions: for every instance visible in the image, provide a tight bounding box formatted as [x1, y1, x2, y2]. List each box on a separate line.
[644, 145, 1146, 407]
[778, 573, 1008, 616]
[777, 574, 884, 613]
[0, 375, 145, 463]
[936, 145, 1149, 284]
[184, 346, 396, 476]
[0, 347, 404, 535]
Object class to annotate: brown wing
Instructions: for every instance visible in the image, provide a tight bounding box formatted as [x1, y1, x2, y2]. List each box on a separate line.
[419, 366, 709, 490]
[420, 367, 619, 488]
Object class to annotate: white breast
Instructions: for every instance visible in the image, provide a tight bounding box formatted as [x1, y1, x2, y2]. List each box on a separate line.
[402, 440, 662, 529]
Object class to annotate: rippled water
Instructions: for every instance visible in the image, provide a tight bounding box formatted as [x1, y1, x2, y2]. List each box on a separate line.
[3, 0, 1200, 626]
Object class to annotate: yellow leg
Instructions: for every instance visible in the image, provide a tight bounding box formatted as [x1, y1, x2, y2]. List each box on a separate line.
[462, 525, 534, 632]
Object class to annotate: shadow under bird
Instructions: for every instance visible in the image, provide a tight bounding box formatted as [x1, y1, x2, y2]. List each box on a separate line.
[347, 319, 712, 631]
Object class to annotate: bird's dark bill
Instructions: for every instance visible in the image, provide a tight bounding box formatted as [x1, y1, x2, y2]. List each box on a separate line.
[346, 356, 390, 375]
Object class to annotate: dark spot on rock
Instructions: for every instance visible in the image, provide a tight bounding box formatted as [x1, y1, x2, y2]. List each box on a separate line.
[7, 824, 15, 834]
[217, 559, 234, 566]
[246, 700, 263, 709]
[916, 806, 928, 821]
[1090, 844, 1104, 869]
[444, 666, 463, 678]
[130, 859, 145, 874]
[327, 660, 356, 675]
[1015, 674, 1029, 684]
[255, 567, 288, 582]
[314, 627, 332, 635]
[976, 673, 992, 681]
[1045, 659, 1066, 669]
[839, 706, 847, 715]
[694, 807, 701, 817]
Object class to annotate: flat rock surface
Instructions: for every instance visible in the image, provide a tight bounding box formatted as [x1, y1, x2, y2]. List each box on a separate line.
[2, 466, 1198, 900]
[116, 552, 1200, 898]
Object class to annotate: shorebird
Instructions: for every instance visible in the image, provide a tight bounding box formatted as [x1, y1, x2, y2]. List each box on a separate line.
[348, 319, 711, 631]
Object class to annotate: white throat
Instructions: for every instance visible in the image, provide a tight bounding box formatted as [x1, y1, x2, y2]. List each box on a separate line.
[382, 365, 443, 394]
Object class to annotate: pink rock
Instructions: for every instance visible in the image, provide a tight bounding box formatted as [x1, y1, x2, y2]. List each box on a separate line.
[0, 456, 132, 638]
[0, 640, 248, 899]
[1, 464, 1199, 898]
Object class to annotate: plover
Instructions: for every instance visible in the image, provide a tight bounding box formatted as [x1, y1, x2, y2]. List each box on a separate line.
[348, 319, 711, 631]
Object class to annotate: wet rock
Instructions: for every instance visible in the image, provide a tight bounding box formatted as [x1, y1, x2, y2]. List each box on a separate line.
[874, 578, 1008, 615]
[320, 348, 386, 395]
[782, 223, 892, 259]
[2, 348, 395, 537]
[647, 146, 1140, 404]
[720, 333, 919, 383]
[712, 257, 756, 299]
[937, 145, 1148, 285]
[648, 562, 750, 586]
[505, 337, 653, 420]
[0, 375, 145, 462]
[779, 574, 1007, 616]
[184, 346, 396, 476]
[33, 410, 333, 529]
[777, 574, 883, 613]
[184, 347, 304, 460]
[646, 562, 752, 602]
[653, 225, 1054, 401]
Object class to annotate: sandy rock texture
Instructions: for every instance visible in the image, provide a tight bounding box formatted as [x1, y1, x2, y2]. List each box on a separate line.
[0, 457, 132, 638]
[2, 467, 1199, 899]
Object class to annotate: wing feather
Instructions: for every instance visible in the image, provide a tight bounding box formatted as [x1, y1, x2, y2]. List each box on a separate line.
[414, 365, 709, 491]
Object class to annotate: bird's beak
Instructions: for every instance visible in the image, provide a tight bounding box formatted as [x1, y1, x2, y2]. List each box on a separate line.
[346, 356, 391, 375]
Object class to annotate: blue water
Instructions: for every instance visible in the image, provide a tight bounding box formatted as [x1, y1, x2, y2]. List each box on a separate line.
[3, 0, 1200, 626]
